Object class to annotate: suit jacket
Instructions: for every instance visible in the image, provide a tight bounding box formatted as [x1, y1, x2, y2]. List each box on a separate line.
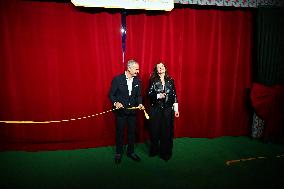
[109, 73, 142, 115]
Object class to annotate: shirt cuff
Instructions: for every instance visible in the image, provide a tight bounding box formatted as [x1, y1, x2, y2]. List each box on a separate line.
[173, 103, 178, 112]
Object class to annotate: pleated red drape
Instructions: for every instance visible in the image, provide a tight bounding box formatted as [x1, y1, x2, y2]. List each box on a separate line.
[125, 8, 253, 139]
[0, 0, 123, 150]
[0, 1, 254, 151]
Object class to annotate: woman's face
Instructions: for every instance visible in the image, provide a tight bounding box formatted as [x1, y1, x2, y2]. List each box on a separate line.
[156, 63, 166, 74]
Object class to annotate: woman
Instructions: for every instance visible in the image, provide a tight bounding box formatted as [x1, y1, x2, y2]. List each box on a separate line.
[148, 62, 179, 161]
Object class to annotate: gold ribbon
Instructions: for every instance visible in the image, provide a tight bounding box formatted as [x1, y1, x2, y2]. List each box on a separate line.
[0, 106, 149, 124]
[226, 154, 284, 166]
[127, 107, 150, 119]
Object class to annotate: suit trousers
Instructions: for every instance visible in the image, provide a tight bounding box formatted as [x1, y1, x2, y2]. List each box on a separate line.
[115, 114, 136, 154]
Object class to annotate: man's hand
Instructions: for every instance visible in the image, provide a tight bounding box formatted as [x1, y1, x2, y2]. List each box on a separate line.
[138, 104, 145, 110]
[114, 102, 124, 109]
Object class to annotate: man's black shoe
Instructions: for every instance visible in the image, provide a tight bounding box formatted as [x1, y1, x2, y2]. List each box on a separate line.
[114, 154, 122, 164]
[127, 153, 141, 162]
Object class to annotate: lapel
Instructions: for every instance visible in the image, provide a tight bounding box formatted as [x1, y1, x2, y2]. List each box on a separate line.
[120, 74, 128, 92]
[164, 79, 168, 92]
[131, 76, 138, 96]
[122, 73, 138, 96]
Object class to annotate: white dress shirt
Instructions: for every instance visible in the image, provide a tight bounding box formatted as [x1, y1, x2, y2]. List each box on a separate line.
[125, 71, 133, 96]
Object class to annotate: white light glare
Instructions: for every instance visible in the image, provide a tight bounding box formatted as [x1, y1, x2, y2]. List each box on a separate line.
[121, 28, 126, 34]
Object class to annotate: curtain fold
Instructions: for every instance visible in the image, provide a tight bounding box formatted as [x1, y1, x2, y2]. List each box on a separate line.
[126, 7, 253, 139]
[250, 83, 284, 142]
[255, 8, 284, 86]
[0, 0, 122, 150]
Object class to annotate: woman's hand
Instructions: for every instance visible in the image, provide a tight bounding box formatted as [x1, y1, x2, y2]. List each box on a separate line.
[159, 93, 166, 99]
[174, 111, 179, 117]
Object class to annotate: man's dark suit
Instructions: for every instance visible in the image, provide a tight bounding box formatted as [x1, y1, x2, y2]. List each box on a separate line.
[109, 73, 142, 154]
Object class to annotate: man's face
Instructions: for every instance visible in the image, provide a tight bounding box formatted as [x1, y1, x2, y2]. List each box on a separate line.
[157, 63, 166, 74]
[128, 63, 139, 77]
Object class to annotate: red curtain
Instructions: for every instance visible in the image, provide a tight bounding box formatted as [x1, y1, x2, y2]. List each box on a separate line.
[0, 0, 122, 150]
[250, 83, 284, 141]
[125, 8, 253, 139]
[0, 1, 254, 151]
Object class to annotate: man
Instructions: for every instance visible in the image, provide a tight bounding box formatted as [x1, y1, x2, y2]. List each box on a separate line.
[109, 59, 144, 164]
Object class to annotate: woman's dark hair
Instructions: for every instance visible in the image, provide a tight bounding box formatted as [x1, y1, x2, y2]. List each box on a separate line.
[150, 62, 171, 82]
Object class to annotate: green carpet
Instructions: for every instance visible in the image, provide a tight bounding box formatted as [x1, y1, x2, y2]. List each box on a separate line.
[1, 136, 284, 189]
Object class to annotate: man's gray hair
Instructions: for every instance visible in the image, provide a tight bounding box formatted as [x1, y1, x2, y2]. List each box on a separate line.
[127, 59, 138, 68]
